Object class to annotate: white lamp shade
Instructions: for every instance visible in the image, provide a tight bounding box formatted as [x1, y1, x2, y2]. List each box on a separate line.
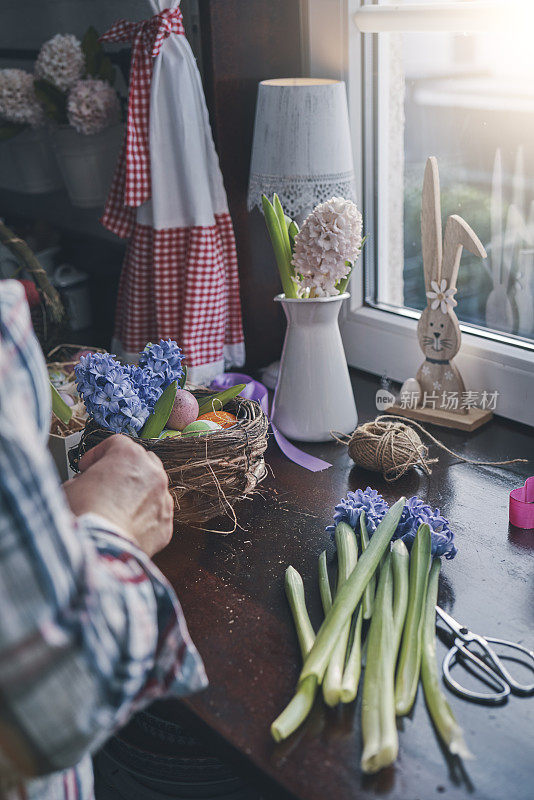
[247, 78, 357, 221]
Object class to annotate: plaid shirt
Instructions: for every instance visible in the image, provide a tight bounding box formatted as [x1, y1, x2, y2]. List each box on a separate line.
[0, 281, 207, 800]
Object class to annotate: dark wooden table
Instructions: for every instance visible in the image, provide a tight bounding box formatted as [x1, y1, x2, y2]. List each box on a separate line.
[153, 370, 534, 800]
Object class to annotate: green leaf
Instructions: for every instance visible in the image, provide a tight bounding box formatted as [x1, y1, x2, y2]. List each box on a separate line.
[98, 55, 116, 85]
[82, 26, 116, 85]
[50, 382, 72, 425]
[288, 220, 299, 254]
[82, 26, 101, 77]
[34, 79, 67, 124]
[273, 194, 293, 272]
[285, 565, 316, 660]
[261, 195, 297, 298]
[139, 381, 177, 439]
[196, 384, 246, 417]
[178, 364, 187, 390]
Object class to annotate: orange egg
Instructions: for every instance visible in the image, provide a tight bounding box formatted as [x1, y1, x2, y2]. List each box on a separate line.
[197, 411, 237, 429]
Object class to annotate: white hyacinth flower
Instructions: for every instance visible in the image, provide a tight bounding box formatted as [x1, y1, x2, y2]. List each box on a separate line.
[291, 197, 363, 298]
[35, 34, 84, 92]
[426, 279, 457, 314]
[0, 68, 45, 127]
[67, 78, 120, 135]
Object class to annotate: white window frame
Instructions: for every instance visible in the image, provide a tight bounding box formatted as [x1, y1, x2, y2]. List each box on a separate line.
[302, 0, 534, 427]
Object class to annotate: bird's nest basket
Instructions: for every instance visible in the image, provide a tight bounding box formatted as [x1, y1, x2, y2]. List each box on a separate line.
[72, 389, 269, 530]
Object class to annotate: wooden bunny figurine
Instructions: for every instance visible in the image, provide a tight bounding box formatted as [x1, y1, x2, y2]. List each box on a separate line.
[416, 157, 487, 413]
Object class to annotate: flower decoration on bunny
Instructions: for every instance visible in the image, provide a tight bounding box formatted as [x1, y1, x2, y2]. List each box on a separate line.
[426, 279, 457, 314]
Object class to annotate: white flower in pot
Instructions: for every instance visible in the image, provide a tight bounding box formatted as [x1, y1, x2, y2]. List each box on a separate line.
[34, 28, 124, 208]
[262, 194, 365, 441]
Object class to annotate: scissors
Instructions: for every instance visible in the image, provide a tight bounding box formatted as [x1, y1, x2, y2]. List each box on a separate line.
[436, 606, 534, 704]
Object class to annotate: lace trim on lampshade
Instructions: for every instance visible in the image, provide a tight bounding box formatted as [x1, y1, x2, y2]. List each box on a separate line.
[247, 171, 358, 220]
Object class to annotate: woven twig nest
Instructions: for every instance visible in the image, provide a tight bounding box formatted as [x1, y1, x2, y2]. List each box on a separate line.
[72, 389, 269, 529]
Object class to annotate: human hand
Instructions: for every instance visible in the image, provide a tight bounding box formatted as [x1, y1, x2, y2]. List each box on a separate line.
[63, 435, 174, 557]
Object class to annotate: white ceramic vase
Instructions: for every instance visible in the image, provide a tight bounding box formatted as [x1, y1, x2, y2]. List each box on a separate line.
[272, 293, 357, 442]
[53, 123, 123, 208]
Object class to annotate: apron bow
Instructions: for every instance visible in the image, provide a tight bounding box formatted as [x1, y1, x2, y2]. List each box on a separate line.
[99, 7, 185, 214]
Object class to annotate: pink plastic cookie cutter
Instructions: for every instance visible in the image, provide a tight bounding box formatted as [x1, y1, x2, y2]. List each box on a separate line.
[509, 477, 534, 529]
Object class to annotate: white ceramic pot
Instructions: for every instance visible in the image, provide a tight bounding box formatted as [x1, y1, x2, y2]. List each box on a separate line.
[0, 128, 62, 193]
[272, 293, 358, 442]
[53, 123, 123, 208]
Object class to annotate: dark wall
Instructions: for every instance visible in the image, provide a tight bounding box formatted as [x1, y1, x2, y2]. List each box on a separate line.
[199, 0, 303, 370]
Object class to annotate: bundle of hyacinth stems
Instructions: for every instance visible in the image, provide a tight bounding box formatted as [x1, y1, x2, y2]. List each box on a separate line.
[271, 493, 471, 773]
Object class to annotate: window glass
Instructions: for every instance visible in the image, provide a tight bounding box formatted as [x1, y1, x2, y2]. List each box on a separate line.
[373, 23, 534, 342]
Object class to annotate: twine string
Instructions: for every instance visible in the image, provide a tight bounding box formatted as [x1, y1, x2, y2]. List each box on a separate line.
[333, 416, 527, 482]
[377, 415, 528, 467]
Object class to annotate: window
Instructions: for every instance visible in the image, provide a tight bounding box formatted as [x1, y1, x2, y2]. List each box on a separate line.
[304, 0, 534, 425]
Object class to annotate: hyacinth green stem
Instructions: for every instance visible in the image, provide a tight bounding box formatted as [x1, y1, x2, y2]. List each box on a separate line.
[340, 604, 363, 703]
[298, 497, 406, 686]
[360, 513, 376, 620]
[421, 560, 473, 760]
[323, 523, 358, 706]
[271, 675, 317, 743]
[284, 566, 315, 661]
[271, 568, 318, 742]
[262, 194, 297, 299]
[361, 554, 398, 774]
[395, 523, 432, 715]
[391, 539, 410, 658]
[318, 550, 332, 615]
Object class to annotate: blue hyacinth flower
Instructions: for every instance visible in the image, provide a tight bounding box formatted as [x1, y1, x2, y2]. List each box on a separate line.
[326, 488, 457, 559]
[326, 487, 390, 538]
[394, 496, 457, 559]
[138, 339, 185, 390]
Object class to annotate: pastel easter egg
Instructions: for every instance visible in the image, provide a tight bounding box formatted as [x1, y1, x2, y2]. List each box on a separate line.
[197, 411, 237, 429]
[182, 420, 222, 436]
[167, 389, 199, 431]
[59, 391, 75, 407]
[159, 429, 182, 439]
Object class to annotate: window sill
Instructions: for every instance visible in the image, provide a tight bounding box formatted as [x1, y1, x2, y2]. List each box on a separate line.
[341, 304, 534, 427]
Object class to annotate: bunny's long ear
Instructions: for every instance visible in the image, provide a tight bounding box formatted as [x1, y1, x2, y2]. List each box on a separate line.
[441, 215, 487, 291]
[421, 157, 442, 293]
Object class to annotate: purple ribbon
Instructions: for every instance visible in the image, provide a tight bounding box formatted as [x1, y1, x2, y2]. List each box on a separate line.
[209, 372, 332, 472]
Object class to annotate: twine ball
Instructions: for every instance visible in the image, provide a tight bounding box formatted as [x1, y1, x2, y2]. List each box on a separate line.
[347, 418, 434, 481]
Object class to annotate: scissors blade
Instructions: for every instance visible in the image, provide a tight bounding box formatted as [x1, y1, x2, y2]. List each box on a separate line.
[435, 605, 469, 638]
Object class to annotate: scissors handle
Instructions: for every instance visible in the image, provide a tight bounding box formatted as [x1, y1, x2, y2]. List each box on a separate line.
[443, 634, 534, 703]
[443, 641, 510, 704]
[481, 635, 534, 696]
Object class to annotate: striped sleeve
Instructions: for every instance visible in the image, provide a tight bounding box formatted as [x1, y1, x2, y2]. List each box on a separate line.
[0, 282, 207, 781]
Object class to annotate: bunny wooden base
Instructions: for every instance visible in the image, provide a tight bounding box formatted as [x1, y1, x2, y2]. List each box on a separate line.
[386, 403, 493, 432]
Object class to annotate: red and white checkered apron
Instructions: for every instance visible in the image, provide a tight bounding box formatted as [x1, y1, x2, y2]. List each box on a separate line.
[100, 6, 244, 372]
